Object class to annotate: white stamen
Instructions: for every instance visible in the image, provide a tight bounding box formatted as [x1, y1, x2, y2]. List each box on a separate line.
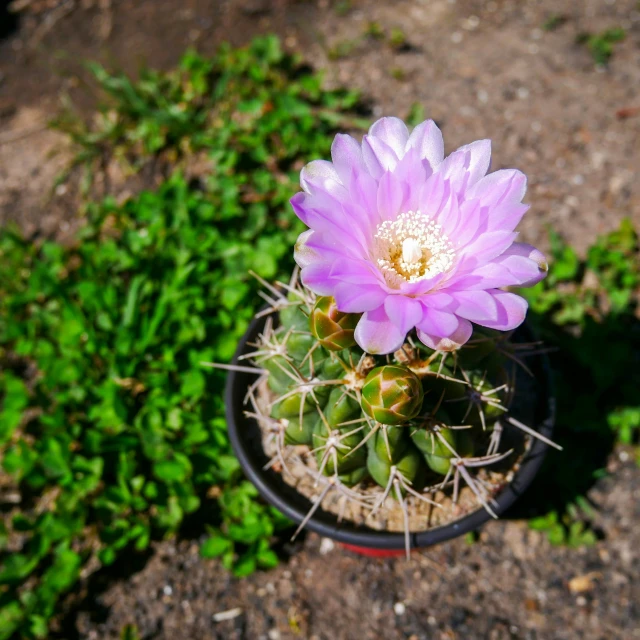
[373, 210, 456, 288]
[402, 237, 422, 264]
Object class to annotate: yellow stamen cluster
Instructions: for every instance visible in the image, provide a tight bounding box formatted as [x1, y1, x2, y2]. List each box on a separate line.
[373, 210, 455, 288]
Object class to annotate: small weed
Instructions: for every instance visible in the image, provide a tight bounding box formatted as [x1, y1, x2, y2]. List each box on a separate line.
[364, 20, 385, 40]
[328, 38, 360, 60]
[389, 27, 407, 49]
[542, 13, 568, 32]
[333, 0, 352, 17]
[576, 27, 626, 65]
[406, 102, 426, 127]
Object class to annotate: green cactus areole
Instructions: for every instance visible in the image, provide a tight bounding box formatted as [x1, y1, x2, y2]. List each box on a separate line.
[231, 276, 558, 554]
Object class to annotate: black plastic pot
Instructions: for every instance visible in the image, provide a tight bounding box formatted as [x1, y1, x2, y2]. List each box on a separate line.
[225, 313, 555, 551]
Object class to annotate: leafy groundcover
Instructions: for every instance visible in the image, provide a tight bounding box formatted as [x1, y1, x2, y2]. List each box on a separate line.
[0, 36, 368, 639]
[0, 34, 638, 640]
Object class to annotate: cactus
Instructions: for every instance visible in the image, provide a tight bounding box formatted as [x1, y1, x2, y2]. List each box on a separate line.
[231, 273, 559, 556]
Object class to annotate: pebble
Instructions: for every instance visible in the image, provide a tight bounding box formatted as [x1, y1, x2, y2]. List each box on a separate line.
[394, 602, 406, 615]
[319, 538, 335, 555]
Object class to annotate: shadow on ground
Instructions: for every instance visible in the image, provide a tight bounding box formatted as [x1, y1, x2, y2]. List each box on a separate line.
[506, 310, 640, 534]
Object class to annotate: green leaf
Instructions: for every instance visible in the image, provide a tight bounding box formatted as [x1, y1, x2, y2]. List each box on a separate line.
[200, 534, 232, 559]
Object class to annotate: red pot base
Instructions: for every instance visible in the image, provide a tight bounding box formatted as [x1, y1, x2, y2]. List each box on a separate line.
[340, 543, 408, 557]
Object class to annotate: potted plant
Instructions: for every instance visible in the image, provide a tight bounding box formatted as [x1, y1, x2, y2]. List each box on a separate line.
[222, 117, 557, 555]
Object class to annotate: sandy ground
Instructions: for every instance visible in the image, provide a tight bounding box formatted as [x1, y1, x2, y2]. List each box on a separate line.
[73, 454, 640, 640]
[0, 1, 639, 638]
[0, 0, 638, 250]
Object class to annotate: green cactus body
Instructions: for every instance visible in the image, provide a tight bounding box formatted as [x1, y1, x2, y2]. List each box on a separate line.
[312, 422, 367, 474]
[413, 427, 474, 475]
[321, 356, 348, 381]
[361, 365, 424, 425]
[284, 413, 317, 446]
[252, 291, 519, 515]
[369, 425, 409, 462]
[339, 466, 370, 487]
[279, 294, 309, 331]
[367, 444, 425, 493]
[323, 387, 360, 428]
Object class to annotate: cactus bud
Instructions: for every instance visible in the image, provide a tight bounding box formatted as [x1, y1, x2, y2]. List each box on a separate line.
[310, 296, 359, 351]
[361, 365, 423, 425]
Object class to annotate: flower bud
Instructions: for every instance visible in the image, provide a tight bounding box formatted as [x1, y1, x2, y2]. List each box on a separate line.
[360, 365, 423, 425]
[309, 296, 359, 351]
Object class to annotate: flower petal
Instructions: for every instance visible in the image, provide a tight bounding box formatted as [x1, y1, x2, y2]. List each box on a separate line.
[300, 264, 335, 296]
[472, 290, 528, 331]
[456, 230, 518, 270]
[437, 140, 492, 194]
[466, 169, 528, 231]
[362, 134, 398, 178]
[406, 119, 444, 170]
[467, 169, 527, 207]
[354, 304, 406, 354]
[496, 243, 548, 286]
[377, 171, 406, 221]
[449, 290, 499, 323]
[417, 317, 473, 352]
[334, 283, 387, 313]
[331, 258, 382, 285]
[300, 160, 343, 195]
[291, 190, 369, 252]
[331, 134, 366, 184]
[294, 229, 319, 268]
[384, 296, 423, 336]
[369, 117, 410, 158]
[349, 168, 381, 228]
[417, 308, 460, 337]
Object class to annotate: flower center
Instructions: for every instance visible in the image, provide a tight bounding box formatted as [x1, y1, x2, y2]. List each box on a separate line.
[373, 210, 455, 288]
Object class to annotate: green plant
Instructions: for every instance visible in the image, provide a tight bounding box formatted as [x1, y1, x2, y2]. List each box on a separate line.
[576, 27, 626, 65]
[237, 284, 556, 555]
[52, 36, 369, 196]
[0, 36, 370, 640]
[389, 27, 407, 49]
[364, 21, 385, 40]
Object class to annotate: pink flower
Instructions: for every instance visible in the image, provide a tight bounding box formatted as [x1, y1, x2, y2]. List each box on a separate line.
[291, 117, 548, 354]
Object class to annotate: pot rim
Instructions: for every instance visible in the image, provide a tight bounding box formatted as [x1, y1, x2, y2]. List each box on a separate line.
[225, 313, 556, 550]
